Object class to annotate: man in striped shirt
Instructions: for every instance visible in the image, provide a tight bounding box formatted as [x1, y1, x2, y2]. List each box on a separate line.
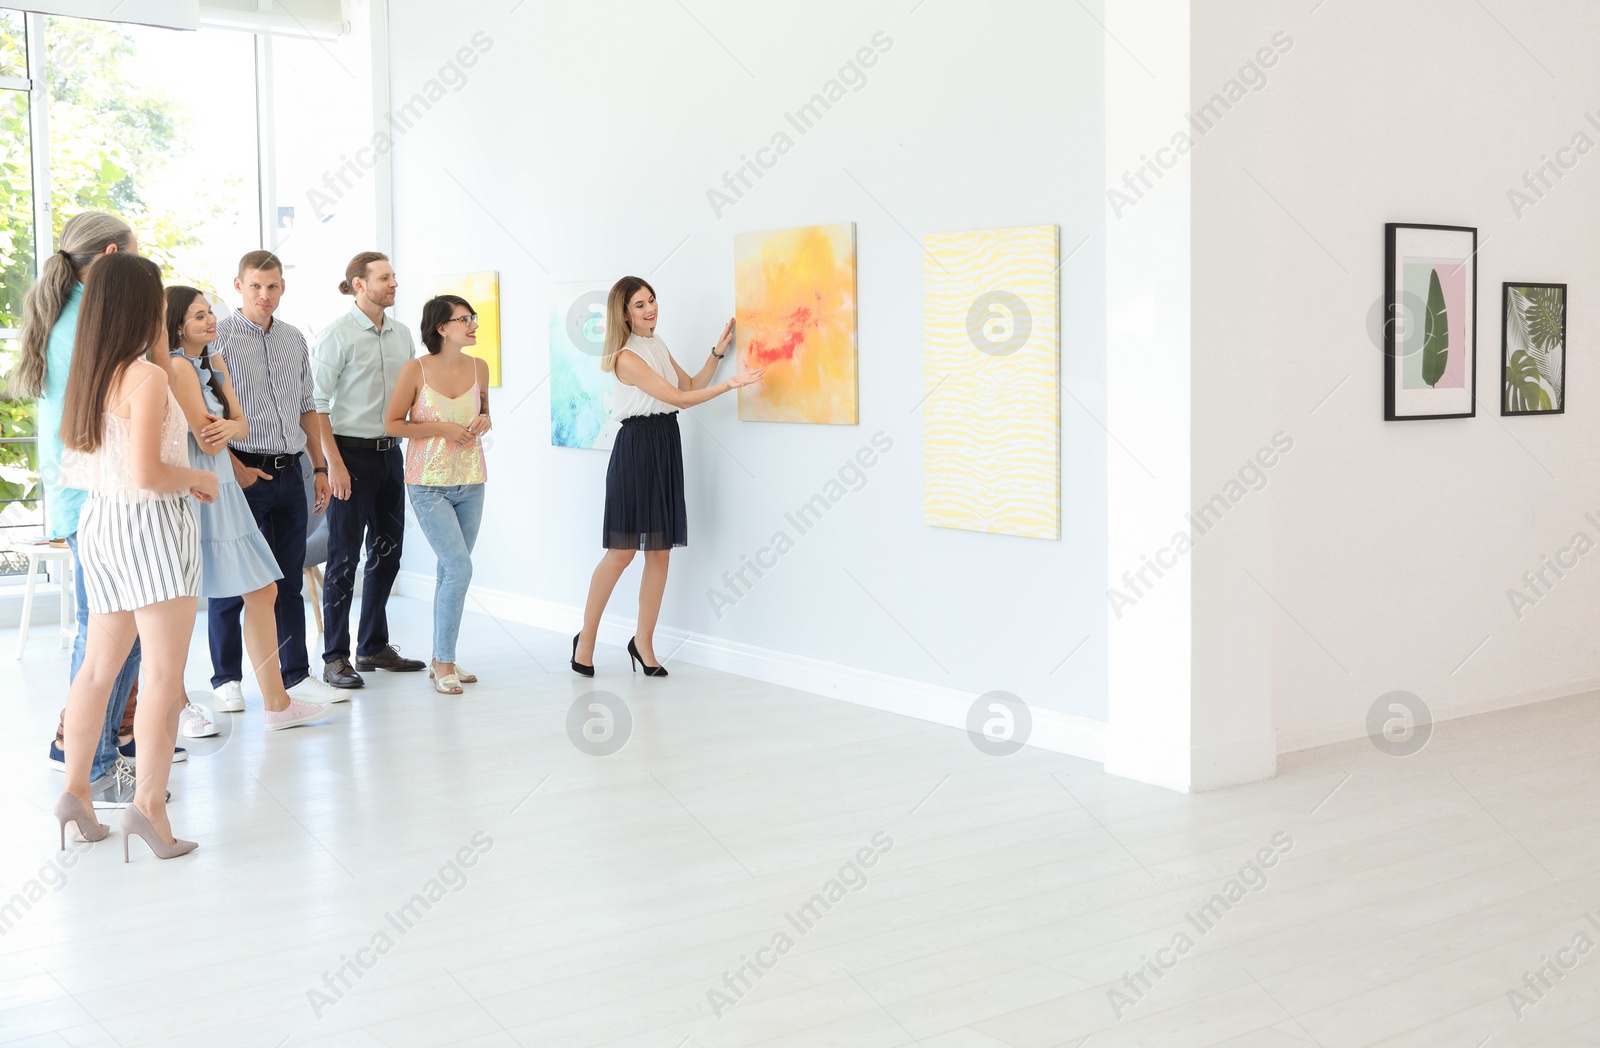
[210, 250, 343, 712]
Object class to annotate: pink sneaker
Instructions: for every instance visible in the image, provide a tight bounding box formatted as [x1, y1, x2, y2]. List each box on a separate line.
[264, 699, 329, 732]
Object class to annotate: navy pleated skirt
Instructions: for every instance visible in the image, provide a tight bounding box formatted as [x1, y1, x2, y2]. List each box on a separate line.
[603, 412, 687, 551]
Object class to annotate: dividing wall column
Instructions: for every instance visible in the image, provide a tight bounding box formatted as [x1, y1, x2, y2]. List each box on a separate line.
[1101, 0, 1276, 791]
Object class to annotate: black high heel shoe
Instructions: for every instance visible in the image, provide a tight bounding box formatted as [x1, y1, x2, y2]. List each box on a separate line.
[628, 637, 668, 677]
[570, 633, 594, 677]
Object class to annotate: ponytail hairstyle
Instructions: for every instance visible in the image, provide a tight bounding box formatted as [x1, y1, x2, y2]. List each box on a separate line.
[165, 285, 229, 420]
[338, 251, 388, 296]
[601, 275, 655, 374]
[61, 254, 165, 453]
[14, 211, 136, 399]
[420, 295, 473, 355]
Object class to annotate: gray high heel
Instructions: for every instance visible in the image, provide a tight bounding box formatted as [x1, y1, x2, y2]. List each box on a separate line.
[54, 792, 109, 849]
[121, 804, 197, 862]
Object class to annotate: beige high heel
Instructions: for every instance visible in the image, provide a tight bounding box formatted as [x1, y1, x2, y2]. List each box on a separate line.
[54, 792, 109, 849]
[121, 804, 197, 862]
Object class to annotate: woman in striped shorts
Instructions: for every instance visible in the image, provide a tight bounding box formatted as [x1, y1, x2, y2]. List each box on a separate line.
[53, 253, 218, 862]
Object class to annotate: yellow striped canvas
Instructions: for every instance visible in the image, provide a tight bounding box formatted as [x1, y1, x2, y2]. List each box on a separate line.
[922, 226, 1060, 539]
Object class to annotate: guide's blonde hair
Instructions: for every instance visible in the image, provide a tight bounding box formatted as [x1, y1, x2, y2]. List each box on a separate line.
[601, 276, 655, 373]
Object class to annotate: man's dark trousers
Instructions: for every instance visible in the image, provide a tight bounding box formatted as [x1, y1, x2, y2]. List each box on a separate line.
[209, 454, 311, 689]
[323, 443, 405, 663]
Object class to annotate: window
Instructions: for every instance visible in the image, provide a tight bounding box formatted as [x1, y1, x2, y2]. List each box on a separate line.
[262, 23, 377, 339]
[0, 5, 378, 580]
[44, 15, 260, 296]
[0, 11, 37, 574]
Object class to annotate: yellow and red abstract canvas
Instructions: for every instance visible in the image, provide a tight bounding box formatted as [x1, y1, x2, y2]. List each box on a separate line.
[734, 223, 858, 424]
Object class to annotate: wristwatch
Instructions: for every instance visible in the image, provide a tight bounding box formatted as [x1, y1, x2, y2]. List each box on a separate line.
[313, 466, 329, 474]
[712, 347, 726, 360]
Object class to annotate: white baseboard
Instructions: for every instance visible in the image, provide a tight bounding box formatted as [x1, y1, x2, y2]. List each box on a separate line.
[396, 570, 1107, 763]
[1275, 676, 1600, 753]
[0, 587, 65, 629]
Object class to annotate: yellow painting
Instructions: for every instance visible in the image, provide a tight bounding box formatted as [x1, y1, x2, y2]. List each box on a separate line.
[734, 223, 858, 424]
[420, 271, 501, 387]
[923, 226, 1059, 539]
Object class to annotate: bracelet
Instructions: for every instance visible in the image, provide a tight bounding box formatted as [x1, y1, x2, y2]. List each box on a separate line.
[711, 348, 725, 360]
[313, 467, 328, 474]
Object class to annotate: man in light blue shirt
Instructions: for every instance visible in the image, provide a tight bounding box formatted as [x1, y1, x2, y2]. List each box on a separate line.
[311, 251, 426, 686]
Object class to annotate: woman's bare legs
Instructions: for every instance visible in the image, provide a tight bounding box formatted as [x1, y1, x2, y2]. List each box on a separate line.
[128, 596, 197, 844]
[240, 583, 292, 713]
[62, 610, 138, 816]
[576, 548, 635, 664]
[635, 549, 670, 664]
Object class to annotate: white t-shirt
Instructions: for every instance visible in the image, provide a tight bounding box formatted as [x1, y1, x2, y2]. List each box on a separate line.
[611, 333, 680, 420]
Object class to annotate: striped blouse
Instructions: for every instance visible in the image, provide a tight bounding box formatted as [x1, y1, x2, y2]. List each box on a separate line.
[213, 309, 317, 456]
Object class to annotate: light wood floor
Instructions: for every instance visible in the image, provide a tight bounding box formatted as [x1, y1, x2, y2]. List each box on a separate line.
[3, 597, 1599, 1046]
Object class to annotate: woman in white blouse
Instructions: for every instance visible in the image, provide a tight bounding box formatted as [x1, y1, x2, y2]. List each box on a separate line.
[571, 276, 762, 677]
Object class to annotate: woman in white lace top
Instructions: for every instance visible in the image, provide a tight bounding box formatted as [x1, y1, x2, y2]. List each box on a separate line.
[53, 253, 218, 862]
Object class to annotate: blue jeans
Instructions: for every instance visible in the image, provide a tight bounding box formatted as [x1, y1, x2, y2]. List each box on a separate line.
[407, 484, 484, 664]
[67, 535, 141, 779]
[208, 457, 310, 689]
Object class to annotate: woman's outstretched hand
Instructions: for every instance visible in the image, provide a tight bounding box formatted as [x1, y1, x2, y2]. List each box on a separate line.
[728, 367, 765, 389]
[715, 317, 735, 357]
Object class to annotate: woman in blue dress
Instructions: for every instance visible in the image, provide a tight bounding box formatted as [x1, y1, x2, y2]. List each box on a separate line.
[165, 287, 328, 732]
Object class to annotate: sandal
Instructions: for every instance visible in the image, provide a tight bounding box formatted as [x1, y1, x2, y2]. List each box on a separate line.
[428, 662, 464, 695]
[454, 665, 477, 684]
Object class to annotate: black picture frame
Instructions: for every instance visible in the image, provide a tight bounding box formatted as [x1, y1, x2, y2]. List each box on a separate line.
[1500, 282, 1567, 417]
[1384, 223, 1478, 421]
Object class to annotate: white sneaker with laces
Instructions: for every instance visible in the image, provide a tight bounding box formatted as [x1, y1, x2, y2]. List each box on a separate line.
[287, 675, 348, 705]
[213, 681, 245, 712]
[264, 699, 329, 731]
[179, 702, 220, 739]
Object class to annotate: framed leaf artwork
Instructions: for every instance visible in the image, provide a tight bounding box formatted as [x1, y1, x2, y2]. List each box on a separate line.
[1384, 224, 1477, 420]
[1501, 282, 1566, 416]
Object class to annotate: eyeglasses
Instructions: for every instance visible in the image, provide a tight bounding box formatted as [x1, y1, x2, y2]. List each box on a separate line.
[446, 314, 479, 325]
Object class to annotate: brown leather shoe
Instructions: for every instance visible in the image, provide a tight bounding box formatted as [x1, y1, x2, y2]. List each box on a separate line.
[354, 645, 426, 672]
[323, 657, 365, 689]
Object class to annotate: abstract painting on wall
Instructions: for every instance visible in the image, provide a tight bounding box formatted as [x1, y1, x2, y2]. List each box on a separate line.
[734, 222, 858, 424]
[1384, 224, 1477, 420]
[1502, 282, 1566, 416]
[550, 280, 615, 450]
[922, 225, 1060, 540]
[421, 271, 501, 387]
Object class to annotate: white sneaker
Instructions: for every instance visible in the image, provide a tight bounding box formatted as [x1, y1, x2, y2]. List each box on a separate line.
[287, 675, 348, 705]
[213, 681, 245, 712]
[179, 702, 220, 739]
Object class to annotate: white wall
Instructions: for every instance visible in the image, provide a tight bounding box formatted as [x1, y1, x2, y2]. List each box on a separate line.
[1192, 0, 1600, 750]
[383, 2, 1110, 732]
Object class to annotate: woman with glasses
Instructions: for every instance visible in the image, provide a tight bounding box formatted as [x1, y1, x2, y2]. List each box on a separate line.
[382, 295, 489, 694]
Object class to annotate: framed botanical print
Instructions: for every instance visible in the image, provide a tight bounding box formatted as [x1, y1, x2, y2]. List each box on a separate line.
[1384, 223, 1478, 420]
[1501, 282, 1566, 416]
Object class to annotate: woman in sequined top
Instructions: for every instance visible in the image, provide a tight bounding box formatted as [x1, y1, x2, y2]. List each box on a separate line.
[383, 294, 489, 694]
